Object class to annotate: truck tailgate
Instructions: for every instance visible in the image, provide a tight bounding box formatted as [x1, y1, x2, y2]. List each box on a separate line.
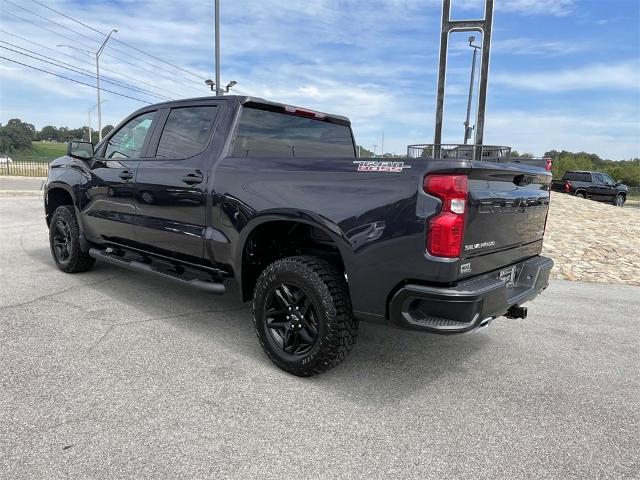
[460, 161, 551, 279]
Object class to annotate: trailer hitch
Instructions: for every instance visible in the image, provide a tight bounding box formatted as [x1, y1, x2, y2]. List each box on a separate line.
[506, 305, 528, 320]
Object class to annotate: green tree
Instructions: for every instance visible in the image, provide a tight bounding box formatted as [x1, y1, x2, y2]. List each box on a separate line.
[0, 118, 34, 152]
[101, 125, 114, 138]
[356, 145, 374, 158]
[40, 125, 58, 141]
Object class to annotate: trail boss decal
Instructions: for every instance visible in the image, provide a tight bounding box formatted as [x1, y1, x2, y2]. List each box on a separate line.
[353, 160, 412, 173]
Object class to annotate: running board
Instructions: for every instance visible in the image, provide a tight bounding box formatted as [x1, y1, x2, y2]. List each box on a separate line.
[88, 247, 225, 295]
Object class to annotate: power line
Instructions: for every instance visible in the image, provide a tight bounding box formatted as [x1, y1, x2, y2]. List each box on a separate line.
[1, 8, 206, 94]
[0, 44, 174, 101]
[28, 0, 206, 82]
[0, 29, 186, 98]
[0, 42, 174, 101]
[3, 0, 205, 87]
[0, 55, 152, 104]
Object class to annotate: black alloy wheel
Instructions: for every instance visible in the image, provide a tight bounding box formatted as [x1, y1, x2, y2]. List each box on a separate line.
[52, 218, 72, 262]
[264, 282, 319, 355]
[48, 205, 95, 273]
[252, 256, 358, 376]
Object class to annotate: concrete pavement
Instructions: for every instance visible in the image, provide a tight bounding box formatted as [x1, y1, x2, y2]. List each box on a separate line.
[1, 196, 639, 479]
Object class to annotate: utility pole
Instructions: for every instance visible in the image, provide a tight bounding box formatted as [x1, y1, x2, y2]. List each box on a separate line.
[96, 29, 118, 141]
[464, 36, 481, 144]
[87, 104, 97, 143]
[215, 0, 222, 96]
[372, 144, 377, 157]
[381, 132, 385, 157]
[58, 30, 117, 142]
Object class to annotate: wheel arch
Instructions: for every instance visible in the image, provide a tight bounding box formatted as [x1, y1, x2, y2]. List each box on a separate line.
[45, 182, 90, 252]
[234, 211, 354, 302]
[45, 183, 75, 227]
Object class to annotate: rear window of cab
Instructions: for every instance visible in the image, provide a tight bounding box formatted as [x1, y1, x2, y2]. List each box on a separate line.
[231, 107, 355, 158]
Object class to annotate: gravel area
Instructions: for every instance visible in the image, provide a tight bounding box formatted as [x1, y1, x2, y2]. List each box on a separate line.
[543, 192, 640, 286]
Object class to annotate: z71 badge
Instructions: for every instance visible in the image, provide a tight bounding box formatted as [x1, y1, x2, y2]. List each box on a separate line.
[353, 161, 412, 173]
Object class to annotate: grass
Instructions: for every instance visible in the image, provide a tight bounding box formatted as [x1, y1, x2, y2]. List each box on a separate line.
[10, 141, 67, 162]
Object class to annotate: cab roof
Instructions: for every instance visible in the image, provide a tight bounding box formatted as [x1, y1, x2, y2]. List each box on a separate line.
[150, 95, 351, 126]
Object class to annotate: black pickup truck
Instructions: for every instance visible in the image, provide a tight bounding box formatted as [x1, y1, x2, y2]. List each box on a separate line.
[551, 170, 628, 206]
[45, 96, 553, 376]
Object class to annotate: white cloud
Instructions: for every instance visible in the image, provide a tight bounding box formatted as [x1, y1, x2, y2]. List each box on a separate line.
[500, 0, 576, 16]
[484, 108, 640, 159]
[492, 37, 588, 57]
[453, 0, 576, 16]
[493, 62, 640, 92]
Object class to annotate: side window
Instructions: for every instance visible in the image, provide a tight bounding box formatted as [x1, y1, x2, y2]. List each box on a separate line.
[155, 106, 219, 159]
[104, 111, 156, 159]
[602, 174, 614, 185]
[592, 173, 604, 184]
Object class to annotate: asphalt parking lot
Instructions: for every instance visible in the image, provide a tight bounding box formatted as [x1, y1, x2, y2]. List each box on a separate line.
[1, 196, 639, 479]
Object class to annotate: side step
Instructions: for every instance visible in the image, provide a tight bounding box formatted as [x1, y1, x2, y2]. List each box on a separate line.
[88, 247, 225, 295]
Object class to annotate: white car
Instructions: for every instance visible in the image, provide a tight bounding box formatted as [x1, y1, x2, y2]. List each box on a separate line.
[0, 155, 13, 164]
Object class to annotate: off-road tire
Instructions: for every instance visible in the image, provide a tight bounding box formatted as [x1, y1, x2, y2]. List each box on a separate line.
[576, 191, 586, 199]
[49, 205, 95, 273]
[614, 194, 625, 207]
[253, 256, 358, 376]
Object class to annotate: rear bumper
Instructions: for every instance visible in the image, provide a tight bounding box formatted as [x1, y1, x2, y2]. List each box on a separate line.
[388, 255, 553, 333]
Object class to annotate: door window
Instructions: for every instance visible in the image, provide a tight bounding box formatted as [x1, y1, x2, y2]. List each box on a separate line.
[104, 111, 156, 159]
[155, 106, 219, 159]
[601, 174, 614, 185]
[592, 173, 604, 184]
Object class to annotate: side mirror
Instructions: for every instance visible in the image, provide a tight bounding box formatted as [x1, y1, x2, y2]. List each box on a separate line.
[67, 140, 94, 160]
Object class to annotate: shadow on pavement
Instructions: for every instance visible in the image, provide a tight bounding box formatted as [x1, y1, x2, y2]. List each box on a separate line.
[23, 241, 492, 404]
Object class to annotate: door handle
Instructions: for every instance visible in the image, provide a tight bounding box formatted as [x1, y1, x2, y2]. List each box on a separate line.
[118, 171, 134, 181]
[182, 173, 203, 185]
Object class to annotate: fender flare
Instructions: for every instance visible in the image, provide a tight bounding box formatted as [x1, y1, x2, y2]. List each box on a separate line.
[233, 210, 355, 299]
[45, 181, 90, 252]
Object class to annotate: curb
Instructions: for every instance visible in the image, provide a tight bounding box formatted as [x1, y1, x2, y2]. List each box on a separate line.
[0, 190, 43, 196]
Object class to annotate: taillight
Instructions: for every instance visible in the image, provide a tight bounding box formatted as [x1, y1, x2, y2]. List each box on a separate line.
[564, 180, 572, 193]
[424, 174, 468, 258]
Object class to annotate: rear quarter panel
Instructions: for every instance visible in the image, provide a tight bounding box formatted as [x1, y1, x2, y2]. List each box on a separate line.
[211, 156, 462, 319]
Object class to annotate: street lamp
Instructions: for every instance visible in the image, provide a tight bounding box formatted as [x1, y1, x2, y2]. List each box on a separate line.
[58, 28, 117, 142]
[87, 104, 97, 143]
[464, 35, 482, 145]
[87, 101, 106, 143]
[205, 79, 237, 95]
[214, 0, 222, 96]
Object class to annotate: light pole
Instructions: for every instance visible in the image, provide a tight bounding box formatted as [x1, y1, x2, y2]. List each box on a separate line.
[87, 104, 97, 143]
[214, 0, 222, 96]
[58, 28, 117, 142]
[87, 101, 105, 143]
[96, 29, 118, 140]
[464, 35, 482, 145]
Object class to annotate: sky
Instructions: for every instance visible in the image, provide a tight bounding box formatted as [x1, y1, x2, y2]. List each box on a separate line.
[0, 0, 639, 159]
